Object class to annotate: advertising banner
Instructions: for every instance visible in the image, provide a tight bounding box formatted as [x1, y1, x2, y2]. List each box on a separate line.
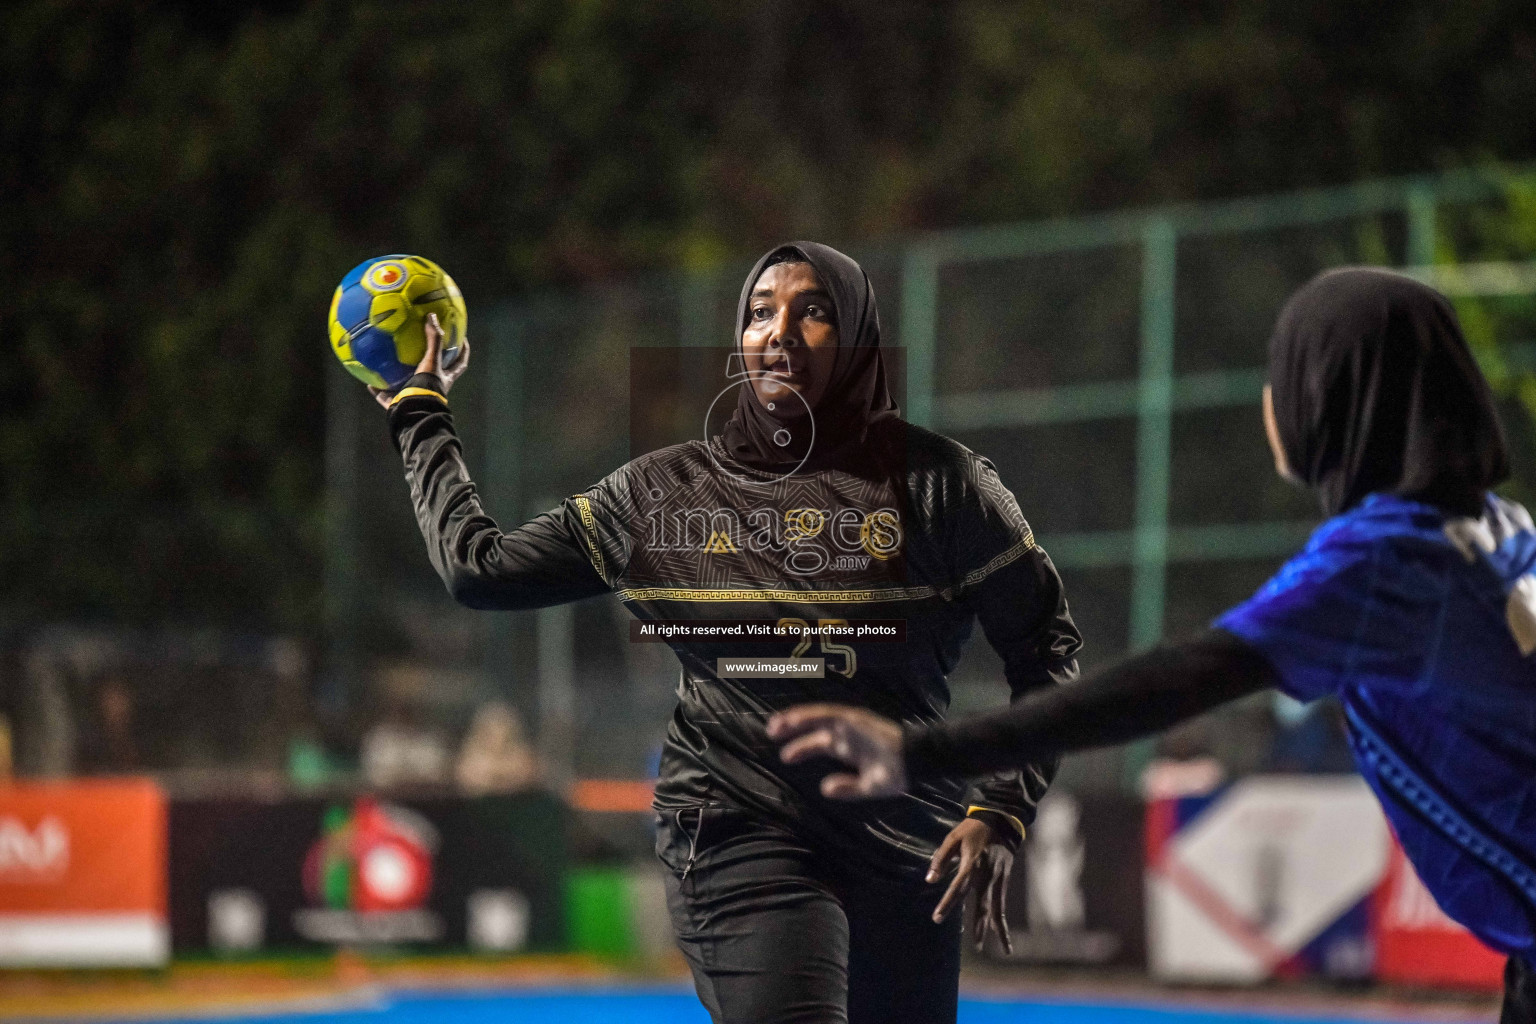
[1146, 775, 1386, 984]
[169, 792, 567, 954]
[981, 791, 1146, 967]
[1373, 838, 1505, 990]
[0, 779, 168, 966]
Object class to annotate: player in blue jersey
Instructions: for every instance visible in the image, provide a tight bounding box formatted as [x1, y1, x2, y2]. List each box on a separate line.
[769, 267, 1536, 1022]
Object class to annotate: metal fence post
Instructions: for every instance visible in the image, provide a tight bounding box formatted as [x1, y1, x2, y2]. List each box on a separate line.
[484, 305, 525, 520]
[321, 358, 363, 716]
[899, 247, 940, 428]
[1407, 183, 1438, 268]
[680, 271, 716, 350]
[537, 576, 577, 793]
[481, 306, 534, 722]
[1130, 218, 1178, 653]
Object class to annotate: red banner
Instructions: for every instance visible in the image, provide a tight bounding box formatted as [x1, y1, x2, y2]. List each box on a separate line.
[0, 779, 168, 965]
[1372, 839, 1505, 991]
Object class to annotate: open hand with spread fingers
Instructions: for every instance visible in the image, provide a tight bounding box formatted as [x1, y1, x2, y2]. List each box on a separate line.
[768, 703, 908, 799]
[769, 704, 1015, 951]
[928, 817, 1015, 954]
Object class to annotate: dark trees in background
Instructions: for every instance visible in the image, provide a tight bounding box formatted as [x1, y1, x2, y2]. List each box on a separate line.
[3, 0, 1534, 630]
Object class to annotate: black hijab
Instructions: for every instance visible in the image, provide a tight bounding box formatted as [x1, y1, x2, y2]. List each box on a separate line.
[719, 242, 899, 470]
[1268, 267, 1509, 518]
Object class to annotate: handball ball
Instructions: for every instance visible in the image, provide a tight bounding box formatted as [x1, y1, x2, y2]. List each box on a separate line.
[328, 254, 465, 390]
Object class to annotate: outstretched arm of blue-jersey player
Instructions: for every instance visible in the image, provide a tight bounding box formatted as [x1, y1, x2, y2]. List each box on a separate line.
[770, 629, 1275, 798]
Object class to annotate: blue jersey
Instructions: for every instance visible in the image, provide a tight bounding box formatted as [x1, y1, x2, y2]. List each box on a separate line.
[1217, 492, 1536, 956]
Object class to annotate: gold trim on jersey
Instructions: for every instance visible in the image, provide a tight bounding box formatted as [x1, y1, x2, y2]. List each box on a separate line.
[615, 584, 943, 604]
[389, 386, 447, 407]
[609, 528, 1038, 604]
[570, 495, 608, 583]
[958, 530, 1035, 591]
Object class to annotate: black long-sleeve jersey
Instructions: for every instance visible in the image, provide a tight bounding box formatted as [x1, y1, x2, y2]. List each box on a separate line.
[389, 376, 1082, 880]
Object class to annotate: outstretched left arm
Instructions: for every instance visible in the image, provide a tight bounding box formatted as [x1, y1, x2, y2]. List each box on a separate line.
[770, 628, 1277, 797]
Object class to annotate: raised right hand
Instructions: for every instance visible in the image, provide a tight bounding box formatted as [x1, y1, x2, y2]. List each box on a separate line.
[370, 312, 472, 409]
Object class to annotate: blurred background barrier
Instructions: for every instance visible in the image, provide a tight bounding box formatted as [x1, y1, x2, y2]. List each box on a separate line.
[168, 792, 567, 956]
[979, 790, 1147, 970]
[1147, 776, 1387, 984]
[1145, 777, 1504, 991]
[0, 779, 167, 967]
[0, 774, 1508, 988]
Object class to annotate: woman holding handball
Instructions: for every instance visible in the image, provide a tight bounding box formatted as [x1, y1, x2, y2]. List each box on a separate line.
[373, 242, 1081, 1024]
[770, 267, 1536, 1023]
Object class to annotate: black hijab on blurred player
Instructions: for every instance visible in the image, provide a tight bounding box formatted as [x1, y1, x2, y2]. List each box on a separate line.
[720, 242, 899, 470]
[1268, 267, 1509, 518]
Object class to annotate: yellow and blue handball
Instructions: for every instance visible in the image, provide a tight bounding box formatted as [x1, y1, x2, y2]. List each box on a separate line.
[328, 254, 466, 390]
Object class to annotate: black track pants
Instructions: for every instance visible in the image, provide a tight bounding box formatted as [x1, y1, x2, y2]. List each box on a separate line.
[657, 803, 963, 1024]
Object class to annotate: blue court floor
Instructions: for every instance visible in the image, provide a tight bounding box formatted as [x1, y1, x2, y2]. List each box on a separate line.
[122, 986, 1491, 1024]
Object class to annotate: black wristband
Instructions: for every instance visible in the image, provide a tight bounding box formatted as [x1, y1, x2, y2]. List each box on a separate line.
[393, 371, 447, 399]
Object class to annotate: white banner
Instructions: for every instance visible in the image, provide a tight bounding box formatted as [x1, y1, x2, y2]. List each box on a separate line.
[1147, 776, 1387, 982]
[0, 913, 169, 967]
